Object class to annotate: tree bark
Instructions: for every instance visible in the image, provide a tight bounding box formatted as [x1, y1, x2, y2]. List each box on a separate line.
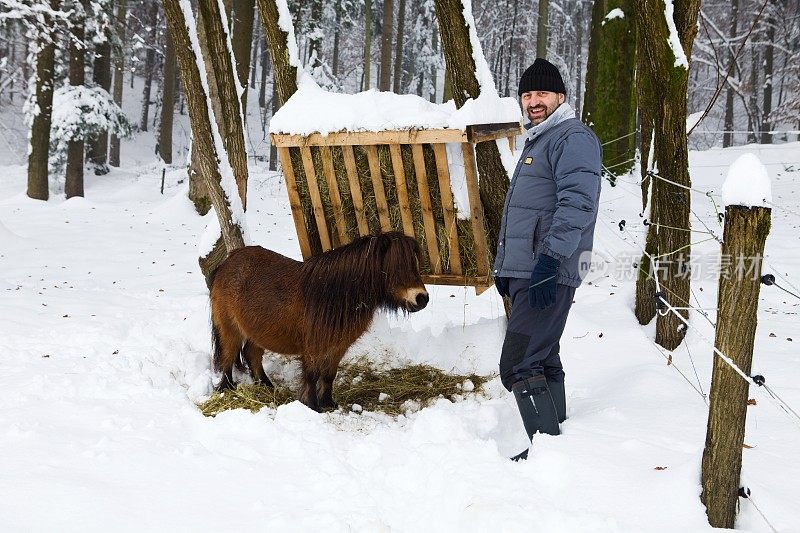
[257, 0, 299, 106]
[722, 0, 739, 148]
[574, 1, 585, 117]
[88, 1, 113, 175]
[583, 0, 637, 176]
[157, 29, 176, 165]
[364, 0, 373, 90]
[197, 0, 250, 208]
[66, 0, 87, 199]
[434, 0, 510, 257]
[162, 0, 246, 286]
[760, 9, 775, 144]
[634, 0, 701, 350]
[537, 0, 549, 58]
[140, 0, 159, 132]
[701, 204, 771, 528]
[392, 0, 406, 93]
[308, 0, 323, 70]
[109, 0, 127, 167]
[27, 0, 60, 201]
[232, 0, 256, 114]
[379, 0, 394, 91]
[332, 0, 342, 78]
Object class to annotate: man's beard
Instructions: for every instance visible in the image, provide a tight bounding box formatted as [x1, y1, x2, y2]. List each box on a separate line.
[527, 104, 552, 125]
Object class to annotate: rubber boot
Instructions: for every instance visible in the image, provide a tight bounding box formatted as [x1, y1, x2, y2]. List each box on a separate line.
[510, 375, 560, 462]
[548, 380, 566, 423]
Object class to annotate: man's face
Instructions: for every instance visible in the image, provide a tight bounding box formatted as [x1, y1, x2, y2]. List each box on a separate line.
[521, 91, 566, 125]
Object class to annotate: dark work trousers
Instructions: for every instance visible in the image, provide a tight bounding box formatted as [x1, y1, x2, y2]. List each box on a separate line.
[499, 278, 577, 391]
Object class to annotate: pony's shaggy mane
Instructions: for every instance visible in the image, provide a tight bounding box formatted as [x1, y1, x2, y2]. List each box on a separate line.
[299, 232, 421, 350]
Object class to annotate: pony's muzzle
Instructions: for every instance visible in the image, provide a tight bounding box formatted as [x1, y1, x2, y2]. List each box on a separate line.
[404, 288, 429, 312]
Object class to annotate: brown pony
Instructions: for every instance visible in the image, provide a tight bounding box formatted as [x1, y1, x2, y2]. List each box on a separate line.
[209, 232, 429, 412]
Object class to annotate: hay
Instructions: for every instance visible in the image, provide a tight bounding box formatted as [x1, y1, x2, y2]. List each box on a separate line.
[198, 359, 493, 418]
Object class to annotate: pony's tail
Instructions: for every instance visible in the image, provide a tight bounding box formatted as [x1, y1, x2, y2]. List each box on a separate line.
[211, 323, 223, 372]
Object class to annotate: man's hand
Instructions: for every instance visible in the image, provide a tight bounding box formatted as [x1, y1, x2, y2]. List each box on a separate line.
[494, 276, 510, 298]
[529, 254, 560, 309]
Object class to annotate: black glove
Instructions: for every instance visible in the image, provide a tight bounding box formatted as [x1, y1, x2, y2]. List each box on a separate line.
[529, 254, 560, 309]
[494, 276, 510, 298]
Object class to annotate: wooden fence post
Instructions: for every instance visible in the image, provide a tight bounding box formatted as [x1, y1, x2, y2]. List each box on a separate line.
[701, 204, 771, 528]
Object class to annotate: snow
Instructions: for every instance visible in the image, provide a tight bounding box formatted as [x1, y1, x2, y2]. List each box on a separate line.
[269, 86, 520, 136]
[602, 8, 625, 25]
[722, 152, 773, 208]
[664, 0, 689, 69]
[2, 131, 799, 530]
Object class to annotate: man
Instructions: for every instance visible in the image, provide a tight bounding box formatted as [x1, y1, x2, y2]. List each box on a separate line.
[493, 58, 602, 461]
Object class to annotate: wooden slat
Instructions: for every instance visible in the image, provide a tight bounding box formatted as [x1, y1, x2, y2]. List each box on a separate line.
[320, 145, 348, 245]
[299, 146, 332, 251]
[461, 143, 490, 277]
[366, 144, 392, 232]
[421, 273, 491, 287]
[431, 143, 462, 275]
[389, 144, 415, 237]
[277, 147, 312, 259]
[341, 145, 369, 236]
[411, 144, 441, 274]
[507, 136, 515, 155]
[272, 129, 467, 147]
[466, 122, 523, 144]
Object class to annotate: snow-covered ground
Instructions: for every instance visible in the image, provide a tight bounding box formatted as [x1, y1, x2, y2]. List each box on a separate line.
[2, 104, 799, 530]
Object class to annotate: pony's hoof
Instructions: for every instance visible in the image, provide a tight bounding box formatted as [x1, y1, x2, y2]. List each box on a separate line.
[215, 378, 236, 393]
[320, 401, 339, 411]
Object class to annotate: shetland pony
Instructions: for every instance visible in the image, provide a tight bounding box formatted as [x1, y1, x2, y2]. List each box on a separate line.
[209, 232, 429, 412]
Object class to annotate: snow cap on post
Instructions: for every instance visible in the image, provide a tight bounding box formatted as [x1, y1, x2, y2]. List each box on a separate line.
[721, 153, 772, 208]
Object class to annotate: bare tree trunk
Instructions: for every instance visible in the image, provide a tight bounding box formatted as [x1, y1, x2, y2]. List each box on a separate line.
[197, 0, 249, 207]
[722, 0, 739, 148]
[259, 35, 269, 108]
[364, 0, 373, 90]
[430, 25, 438, 102]
[701, 204, 771, 528]
[27, 0, 60, 201]
[157, 29, 176, 164]
[379, 0, 394, 91]
[747, 44, 759, 143]
[232, 0, 256, 114]
[392, 0, 406, 93]
[66, 0, 87, 199]
[250, 18, 260, 89]
[574, 1, 585, 117]
[635, 0, 701, 350]
[140, 0, 159, 132]
[583, 0, 637, 175]
[435, 0, 510, 256]
[88, 1, 113, 175]
[332, 0, 342, 78]
[162, 0, 246, 286]
[537, 0, 549, 58]
[308, 0, 323, 69]
[760, 9, 775, 144]
[268, 74, 278, 171]
[109, 0, 127, 168]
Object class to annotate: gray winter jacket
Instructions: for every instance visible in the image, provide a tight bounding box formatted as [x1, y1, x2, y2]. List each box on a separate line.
[492, 103, 601, 287]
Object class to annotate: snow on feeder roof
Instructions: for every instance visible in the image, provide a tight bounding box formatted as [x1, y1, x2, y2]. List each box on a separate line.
[269, 85, 522, 136]
[722, 153, 772, 209]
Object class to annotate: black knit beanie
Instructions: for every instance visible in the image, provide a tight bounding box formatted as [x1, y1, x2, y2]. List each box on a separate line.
[518, 58, 566, 96]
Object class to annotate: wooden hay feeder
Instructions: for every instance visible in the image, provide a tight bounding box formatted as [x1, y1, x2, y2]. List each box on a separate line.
[271, 122, 521, 292]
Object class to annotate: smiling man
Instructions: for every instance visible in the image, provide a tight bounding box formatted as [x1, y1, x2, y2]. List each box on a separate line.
[493, 58, 602, 461]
